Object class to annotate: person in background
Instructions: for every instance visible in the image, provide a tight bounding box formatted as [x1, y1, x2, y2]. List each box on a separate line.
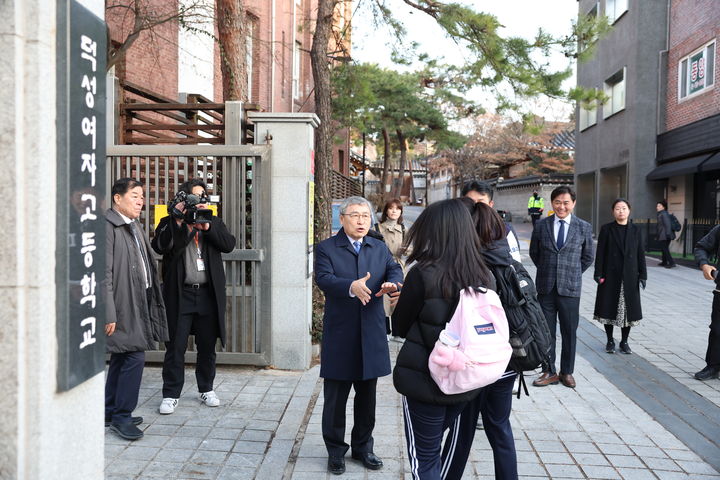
[376, 198, 406, 334]
[392, 199, 495, 480]
[692, 227, 720, 381]
[152, 179, 236, 415]
[104, 178, 168, 441]
[593, 199, 646, 355]
[462, 181, 521, 262]
[529, 186, 594, 389]
[655, 200, 676, 268]
[528, 190, 544, 228]
[314, 196, 403, 475]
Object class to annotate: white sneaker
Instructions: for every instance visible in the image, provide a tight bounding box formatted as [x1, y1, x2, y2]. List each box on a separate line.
[200, 390, 220, 407]
[159, 398, 178, 414]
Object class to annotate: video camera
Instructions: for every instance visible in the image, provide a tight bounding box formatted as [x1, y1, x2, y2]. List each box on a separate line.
[168, 190, 213, 224]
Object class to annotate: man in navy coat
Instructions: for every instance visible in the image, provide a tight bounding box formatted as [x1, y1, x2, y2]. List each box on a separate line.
[315, 196, 403, 475]
[530, 186, 594, 389]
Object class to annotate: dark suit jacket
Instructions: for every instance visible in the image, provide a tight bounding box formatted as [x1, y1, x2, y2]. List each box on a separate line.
[529, 214, 594, 298]
[314, 228, 403, 381]
[593, 222, 646, 322]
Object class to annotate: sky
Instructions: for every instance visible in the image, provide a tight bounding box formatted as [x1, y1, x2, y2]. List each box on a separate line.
[350, 0, 580, 123]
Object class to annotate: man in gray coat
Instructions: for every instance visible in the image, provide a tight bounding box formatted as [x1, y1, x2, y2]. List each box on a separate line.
[530, 186, 594, 389]
[105, 178, 168, 441]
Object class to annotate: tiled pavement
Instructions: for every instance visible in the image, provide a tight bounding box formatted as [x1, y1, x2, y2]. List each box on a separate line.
[105, 223, 720, 479]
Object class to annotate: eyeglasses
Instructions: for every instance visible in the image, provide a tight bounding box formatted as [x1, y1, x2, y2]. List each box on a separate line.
[342, 213, 371, 221]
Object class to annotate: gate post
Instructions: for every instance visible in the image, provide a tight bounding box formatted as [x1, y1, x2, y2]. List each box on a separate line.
[249, 112, 320, 370]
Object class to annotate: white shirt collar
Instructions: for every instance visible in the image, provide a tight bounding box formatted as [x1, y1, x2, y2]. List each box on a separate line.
[348, 236, 364, 248]
[555, 214, 572, 225]
[115, 209, 134, 224]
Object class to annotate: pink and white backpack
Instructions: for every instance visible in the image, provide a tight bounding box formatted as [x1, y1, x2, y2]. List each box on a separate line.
[428, 287, 512, 395]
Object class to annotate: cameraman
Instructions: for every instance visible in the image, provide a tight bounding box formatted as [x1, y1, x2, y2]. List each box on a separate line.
[152, 179, 236, 414]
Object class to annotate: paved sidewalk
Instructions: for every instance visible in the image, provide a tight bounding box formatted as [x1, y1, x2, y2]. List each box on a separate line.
[105, 222, 720, 479]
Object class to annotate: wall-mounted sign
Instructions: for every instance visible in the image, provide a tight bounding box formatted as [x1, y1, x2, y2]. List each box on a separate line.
[56, 0, 107, 391]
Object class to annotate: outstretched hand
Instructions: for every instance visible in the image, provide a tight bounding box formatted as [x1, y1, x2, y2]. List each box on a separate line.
[351, 272, 372, 305]
[388, 282, 403, 307]
[375, 282, 398, 297]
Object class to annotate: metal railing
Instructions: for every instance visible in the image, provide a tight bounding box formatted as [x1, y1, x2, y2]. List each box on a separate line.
[107, 144, 272, 365]
[635, 217, 720, 257]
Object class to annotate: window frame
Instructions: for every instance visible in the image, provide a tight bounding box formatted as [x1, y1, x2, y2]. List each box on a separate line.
[678, 40, 716, 102]
[578, 96, 598, 131]
[605, 0, 628, 24]
[603, 67, 626, 119]
[292, 40, 301, 100]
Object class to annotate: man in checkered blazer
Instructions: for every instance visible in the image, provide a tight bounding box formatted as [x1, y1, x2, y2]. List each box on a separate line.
[529, 186, 594, 389]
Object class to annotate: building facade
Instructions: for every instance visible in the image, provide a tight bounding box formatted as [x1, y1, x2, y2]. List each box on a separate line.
[575, 0, 669, 231]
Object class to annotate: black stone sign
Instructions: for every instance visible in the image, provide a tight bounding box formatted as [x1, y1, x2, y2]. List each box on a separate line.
[56, 0, 107, 391]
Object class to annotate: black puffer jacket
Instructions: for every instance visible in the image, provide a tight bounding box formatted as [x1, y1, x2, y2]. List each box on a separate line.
[392, 264, 495, 405]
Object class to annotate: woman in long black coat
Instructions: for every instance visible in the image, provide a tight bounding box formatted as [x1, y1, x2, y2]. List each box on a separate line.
[593, 198, 647, 354]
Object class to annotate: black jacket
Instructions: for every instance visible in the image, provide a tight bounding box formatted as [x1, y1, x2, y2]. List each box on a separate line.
[593, 222, 646, 322]
[392, 264, 493, 405]
[694, 225, 720, 289]
[151, 215, 236, 346]
[656, 210, 673, 241]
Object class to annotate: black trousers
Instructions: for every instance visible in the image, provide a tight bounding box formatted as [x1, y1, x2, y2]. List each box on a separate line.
[530, 214, 541, 228]
[162, 285, 219, 398]
[322, 378, 377, 458]
[659, 239, 675, 266]
[706, 292, 720, 369]
[538, 288, 580, 375]
[442, 373, 518, 480]
[105, 351, 145, 424]
[401, 396, 470, 480]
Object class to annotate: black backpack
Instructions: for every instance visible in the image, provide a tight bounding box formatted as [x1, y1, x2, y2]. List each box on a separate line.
[491, 260, 552, 397]
[669, 213, 682, 232]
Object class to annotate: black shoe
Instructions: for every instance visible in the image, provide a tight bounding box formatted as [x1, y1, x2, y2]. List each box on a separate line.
[105, 416, 143, 427]
[619, 341, 632, 354]
[694, 366, 720, 381]
[657, 262, 667, 267]
[351, 451, 383, 470]
[327, 456, 345, 475]
[109, 421, 144, 441]
[664, 263, 677, 269]
[605, 340, 615, 353]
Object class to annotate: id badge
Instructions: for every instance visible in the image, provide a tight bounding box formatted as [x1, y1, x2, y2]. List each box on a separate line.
[196, 258, 206, 271]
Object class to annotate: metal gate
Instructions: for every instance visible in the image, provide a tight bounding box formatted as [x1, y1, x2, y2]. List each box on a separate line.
[106, 144, 271, 365]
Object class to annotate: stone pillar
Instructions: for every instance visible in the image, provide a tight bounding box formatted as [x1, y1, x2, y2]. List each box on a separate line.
[249, 112, 319, 370]
[0, 0, 105, 478]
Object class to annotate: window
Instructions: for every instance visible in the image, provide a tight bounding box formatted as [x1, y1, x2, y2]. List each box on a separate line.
[579, 2, 599, 53]
[603, 67, 626, 118]
[246, 29, 253, 102]
[678, 41, 715, 100]
[578, 98, 598, 131]
[605, 0, 628, 24]
[292, 41, 301, 100]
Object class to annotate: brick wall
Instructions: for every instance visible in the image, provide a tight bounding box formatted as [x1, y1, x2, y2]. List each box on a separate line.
[665, 0, 720, 131]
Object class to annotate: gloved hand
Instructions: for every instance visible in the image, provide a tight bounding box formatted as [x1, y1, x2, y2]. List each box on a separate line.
[640, 279, 646, 290]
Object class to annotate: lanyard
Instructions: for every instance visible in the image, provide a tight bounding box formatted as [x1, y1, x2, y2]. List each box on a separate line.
[194, 231, 202, 259]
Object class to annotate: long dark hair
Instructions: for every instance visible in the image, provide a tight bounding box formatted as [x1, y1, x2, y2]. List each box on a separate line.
[406, 199, 492, 297]
[380, 198, 404, 224]
[471, 202, 506, 248]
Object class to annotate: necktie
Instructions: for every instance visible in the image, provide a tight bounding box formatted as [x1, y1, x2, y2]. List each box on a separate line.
[129, 221, 151, 287]
[557, 220, 566, 249]
[353, 241, 361, 254]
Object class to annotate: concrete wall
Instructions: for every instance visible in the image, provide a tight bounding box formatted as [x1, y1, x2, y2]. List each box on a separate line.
[575, 0, 669, 231]
[250, 112, 317, 370]
[494, 184, 564, 224]
[0, 1, 106, 479]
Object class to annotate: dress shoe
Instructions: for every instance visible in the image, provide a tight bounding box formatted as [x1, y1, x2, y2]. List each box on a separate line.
[619, 341, 632, 354]
[605, 340, 615, 353]
[327, 456, 345, 475]
[657, 262, 667, 267]
[559, 373, 576, 388]
[694, 366, 720, 381]
[351, 451, 383, 470]
[105, 416, 143, 427]
[109, 421, 144, 441]
[664, 263, 677, 269]
[532, 372, 559, 387]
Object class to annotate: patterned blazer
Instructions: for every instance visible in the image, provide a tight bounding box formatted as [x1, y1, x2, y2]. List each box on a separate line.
[529, 214, 594, 297]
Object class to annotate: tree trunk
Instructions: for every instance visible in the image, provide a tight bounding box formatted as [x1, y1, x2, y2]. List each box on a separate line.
[407, 152, 416, 204]
[311, 0, 337, 242]
[392, 129, 408, 199]
[380, 127, 392, 202]
[216, 0, 247, 101]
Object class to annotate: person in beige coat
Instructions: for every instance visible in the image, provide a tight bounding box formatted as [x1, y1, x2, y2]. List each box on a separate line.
[376, 199, 407, 332]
